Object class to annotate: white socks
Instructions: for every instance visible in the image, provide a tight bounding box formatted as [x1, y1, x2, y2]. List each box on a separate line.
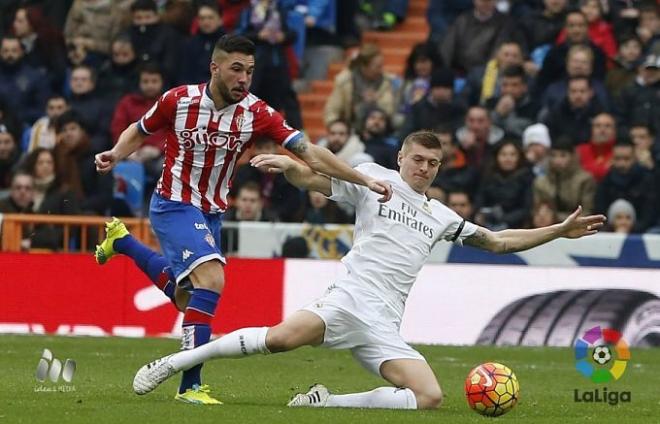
[170, 327, 270, 371]
[326, 387, 417, 409]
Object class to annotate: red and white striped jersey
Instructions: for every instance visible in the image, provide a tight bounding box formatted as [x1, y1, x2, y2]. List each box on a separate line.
[137, 83, 302, 213]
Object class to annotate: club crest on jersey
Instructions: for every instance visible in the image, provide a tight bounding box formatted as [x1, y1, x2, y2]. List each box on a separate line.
[204, 233, 216, 248]
[235, 113, 245, 131]
[180, 128, 243, 152]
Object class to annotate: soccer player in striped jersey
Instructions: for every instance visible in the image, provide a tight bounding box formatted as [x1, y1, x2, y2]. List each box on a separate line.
[94, 34, 392, 404]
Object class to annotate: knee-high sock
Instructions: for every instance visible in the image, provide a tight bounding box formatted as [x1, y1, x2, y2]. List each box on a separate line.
[170, 327, 270, 371]
[114, 235, 176, 303]
[178, 288, 220, 393]
[325, 387, 417, 409]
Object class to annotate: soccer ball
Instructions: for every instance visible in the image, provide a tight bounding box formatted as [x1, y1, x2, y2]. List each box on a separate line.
[592, 346, 612, 365]
[465, 362, 520, 417]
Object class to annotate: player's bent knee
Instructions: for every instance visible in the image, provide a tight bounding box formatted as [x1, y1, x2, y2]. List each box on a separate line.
[414, 386, 443, 410]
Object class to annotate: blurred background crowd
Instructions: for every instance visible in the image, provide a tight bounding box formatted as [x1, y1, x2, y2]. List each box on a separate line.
[0, 0, 659, 252]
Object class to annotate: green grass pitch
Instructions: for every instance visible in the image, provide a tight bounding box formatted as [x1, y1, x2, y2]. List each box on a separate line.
[2, 335, 659, 423]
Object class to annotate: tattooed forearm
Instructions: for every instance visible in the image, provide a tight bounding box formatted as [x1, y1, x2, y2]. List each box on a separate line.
[288, 137, 308, 155]
[464, 228, 499, 252]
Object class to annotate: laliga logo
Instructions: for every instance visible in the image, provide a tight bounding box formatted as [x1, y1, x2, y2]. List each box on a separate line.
[36, 348, 76, 383]
[573, 326, 631, 405]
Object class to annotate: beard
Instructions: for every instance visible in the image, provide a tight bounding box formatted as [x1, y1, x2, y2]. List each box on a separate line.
[215, 79, 244, 105]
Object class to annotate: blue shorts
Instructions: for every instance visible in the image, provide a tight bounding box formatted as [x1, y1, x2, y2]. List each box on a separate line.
[149, 192, 225, 283]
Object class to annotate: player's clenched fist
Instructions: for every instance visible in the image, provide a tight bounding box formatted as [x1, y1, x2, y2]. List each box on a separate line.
[95, 150, 119, 174]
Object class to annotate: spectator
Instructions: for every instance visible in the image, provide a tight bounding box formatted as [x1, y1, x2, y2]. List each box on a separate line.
[637, 4, 659, 53]
[300, 0, 343, 82]
[532, 201, 558, 227]
[398, 42, 443, 116]
[324, 43, 398, 128]
[474, 140, 534, 230]
[110, 63, 166, 192]
[629, 123, 655, 169]
[232, 138, 302, 222]
[541, 44, 610, 112]
[606, 35, 643, 97]
[237, 0, 302, 129]
[0, 125, 20, 190]
[0, 98, 22, 142]
[542, 76, 604, 144]
[20, 148, 80, 250]
[595, 140, 656, 232]
[0, 171, 33, 214]
[316, 119, 366, 165]
[97, 36, 140, 101]
[427, 0, 473, 41]
[128, 0, 182, 84]
[447, 190, 475, 220]
[606, 198, 636, 233]
[519, 0, 568, 60]
[456, 106, 505, 168]
[536, 11, 607, 93]
[296, 190, 351, 224]
[0, 36, 50, 126]
[26, 95, 69, 152]
[533, 136, 596, 221]
[615, 53, 659, 135]
[398, 68, 465, 140]
[179, 1, 225, 84]
[222, 181, 277, 254]
[556, 0, 617, 60]
[522, 123, 551, 177]
[440, 0, 522, 73]
[64, 0, 124, 62]
[359, 107, 398, 170]
[577, 112, 617, 181]
[53, 111, 112, 215]
[68, 65, 113, 152]
[432, 128, 480, 196]
[225, 181, 277, 222]
[461, 41, 527, 107]
[486, 65, 540, 139]
[12, 6, 67, 92]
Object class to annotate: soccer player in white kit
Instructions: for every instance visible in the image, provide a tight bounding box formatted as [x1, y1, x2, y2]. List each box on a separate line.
[133, 131, 606, 409]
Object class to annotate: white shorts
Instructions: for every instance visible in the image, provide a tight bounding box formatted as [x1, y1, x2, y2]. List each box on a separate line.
[302, 285, 425, 376]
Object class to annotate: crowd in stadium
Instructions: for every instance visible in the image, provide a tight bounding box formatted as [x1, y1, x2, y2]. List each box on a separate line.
[0, 0, 659, 250]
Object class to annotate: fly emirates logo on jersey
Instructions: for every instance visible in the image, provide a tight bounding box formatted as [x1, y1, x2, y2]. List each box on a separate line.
[377, 201, 434, 239]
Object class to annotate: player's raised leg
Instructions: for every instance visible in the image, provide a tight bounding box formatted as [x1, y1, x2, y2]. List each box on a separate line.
[133, 311, 326, 395]
[287, 359, 441, 410]
[95, 217, 185, 310]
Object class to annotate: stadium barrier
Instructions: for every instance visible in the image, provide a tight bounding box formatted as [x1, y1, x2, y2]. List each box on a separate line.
[1, 250, 659, 346]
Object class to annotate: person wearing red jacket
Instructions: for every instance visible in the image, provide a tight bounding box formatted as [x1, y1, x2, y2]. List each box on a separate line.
[110, 62, 166, 189]
[576, 112, 617, 182]
[556, 0, 617, 60]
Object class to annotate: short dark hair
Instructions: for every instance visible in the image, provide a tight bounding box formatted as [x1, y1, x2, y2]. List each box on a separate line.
[46, 94, 67, 104]
[72, 64, 97, 83]
[213, 34, 255, 57]
[197, 0, 221, 14]
[613, 138, 635, 149]
[54, 110, 86, 134]
[401, 130, 442, 152]
[568, 75, 591, 88]
[552, 135, 575, 153]
[500, 65, 526, 80]
[238, 181, 262, 197]
[447, 190, 472, 203]
[131, 0, 158, 13]
[138, 62, 164, 78]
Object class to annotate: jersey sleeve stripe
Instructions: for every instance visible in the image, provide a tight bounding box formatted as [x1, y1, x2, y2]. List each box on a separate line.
[282, 131, 303, 149]
[137, 118, 152, 135]
[450, 219, 466, 242]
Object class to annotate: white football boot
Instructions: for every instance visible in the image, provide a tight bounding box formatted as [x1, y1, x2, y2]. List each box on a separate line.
[287, 384, 330, 407]
[133, 354, 177, 395]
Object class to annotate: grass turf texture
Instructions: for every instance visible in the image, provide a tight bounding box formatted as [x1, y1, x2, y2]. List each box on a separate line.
[2, 335, 659, 423]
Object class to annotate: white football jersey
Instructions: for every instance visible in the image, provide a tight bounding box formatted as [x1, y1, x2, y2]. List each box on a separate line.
[329, 162, 478, 320]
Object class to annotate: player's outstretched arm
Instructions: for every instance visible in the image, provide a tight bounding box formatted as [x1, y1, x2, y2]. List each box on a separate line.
[464, 206, 606, 254]
[250, 153, 332, 195]
[95, 122, 146, 174]
[287, 137, 392, 202]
